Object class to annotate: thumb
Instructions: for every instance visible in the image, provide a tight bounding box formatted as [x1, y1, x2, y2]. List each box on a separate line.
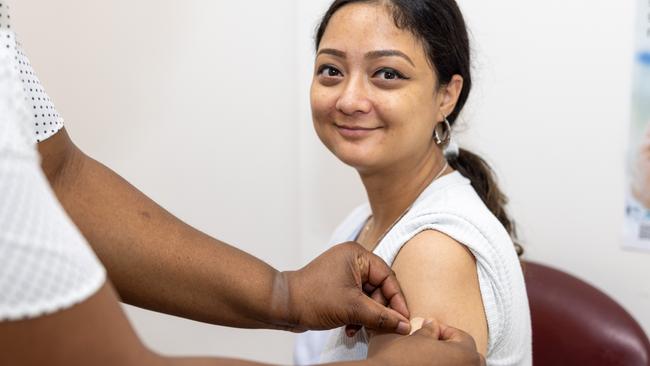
[440, 324, 478, 349]
[353, 295, 411, 335]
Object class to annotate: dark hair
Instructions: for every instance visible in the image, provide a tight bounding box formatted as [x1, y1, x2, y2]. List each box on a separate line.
[315, 0, 522, 256]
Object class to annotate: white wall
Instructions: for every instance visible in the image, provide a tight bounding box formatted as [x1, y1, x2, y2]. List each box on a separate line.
[455, 0, 650, 335]
[14, 0, 650, 363]
[15, 0, 299, 364]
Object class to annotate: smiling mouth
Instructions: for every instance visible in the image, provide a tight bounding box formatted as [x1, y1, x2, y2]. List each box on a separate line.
[334, 124, 382, 131]
[334, 124, 383, 139]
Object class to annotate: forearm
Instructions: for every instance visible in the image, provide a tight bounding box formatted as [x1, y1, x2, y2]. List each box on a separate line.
[39, 131, 291, 330]
[0, 279, 369, 366]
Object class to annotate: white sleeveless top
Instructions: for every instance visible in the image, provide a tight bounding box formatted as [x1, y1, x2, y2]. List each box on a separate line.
[294, 172, 532, 366]
[0, 1, 105, 321]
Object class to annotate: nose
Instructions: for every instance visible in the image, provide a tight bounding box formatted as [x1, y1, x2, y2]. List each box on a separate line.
[335, 76, 372, 116]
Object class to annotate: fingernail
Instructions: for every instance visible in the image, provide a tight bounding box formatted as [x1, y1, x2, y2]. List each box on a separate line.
[397, 321, 410, 335]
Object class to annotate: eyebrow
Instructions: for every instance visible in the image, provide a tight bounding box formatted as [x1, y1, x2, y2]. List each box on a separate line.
[317, 48, 347, 58]
[365, 50, 415, 67]
[317, 48, 415, 67]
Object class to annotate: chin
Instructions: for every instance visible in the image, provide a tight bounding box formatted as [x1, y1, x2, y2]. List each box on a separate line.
[329, 145, 380, 172]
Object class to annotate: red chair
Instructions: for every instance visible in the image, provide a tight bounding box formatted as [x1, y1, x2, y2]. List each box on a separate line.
[523, 261, 650, 366]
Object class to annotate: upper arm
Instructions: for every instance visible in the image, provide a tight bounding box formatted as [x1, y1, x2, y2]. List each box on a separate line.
[0, 283, 163, 366]
[0, 118, 154, 365]
[368, 230, 488, 356]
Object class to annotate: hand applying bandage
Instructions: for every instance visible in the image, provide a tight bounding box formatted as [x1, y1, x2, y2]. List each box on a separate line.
[280, 242, 411, 335]
[367, 317, 487, 366]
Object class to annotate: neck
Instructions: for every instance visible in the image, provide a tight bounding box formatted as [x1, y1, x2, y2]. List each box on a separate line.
[359, 145, 448, 240]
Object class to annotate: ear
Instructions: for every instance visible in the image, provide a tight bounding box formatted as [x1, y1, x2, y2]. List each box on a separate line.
[438, 74, 464, 119]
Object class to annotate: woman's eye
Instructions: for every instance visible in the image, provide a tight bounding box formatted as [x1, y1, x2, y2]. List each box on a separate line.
[374, 68, 407, 80]
[318, 65, 343, 78]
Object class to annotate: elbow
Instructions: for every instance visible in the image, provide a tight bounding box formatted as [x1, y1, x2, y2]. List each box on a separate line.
[37, 127, 86, 191]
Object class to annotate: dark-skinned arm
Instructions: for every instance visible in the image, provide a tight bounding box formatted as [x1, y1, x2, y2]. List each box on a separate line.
[0, 280, 483, 366]
[38, 128, 410, 334]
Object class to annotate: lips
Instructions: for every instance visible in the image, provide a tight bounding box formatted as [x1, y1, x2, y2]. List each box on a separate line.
[334, 123, 382, 139]
[335, 124, 380, 130]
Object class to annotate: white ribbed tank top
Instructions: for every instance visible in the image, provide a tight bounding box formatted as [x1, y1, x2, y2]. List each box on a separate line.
[295, 171, 532, 366]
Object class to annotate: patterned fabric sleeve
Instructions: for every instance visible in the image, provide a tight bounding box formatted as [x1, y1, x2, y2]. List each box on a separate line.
[0, 12, 105, 321]
[0, 1, 64, 143]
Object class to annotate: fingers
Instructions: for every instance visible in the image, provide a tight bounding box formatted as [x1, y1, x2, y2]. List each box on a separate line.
[422, 321, 484, 365]
[363, 283, 377, 294]
[411, 319, 474, 346]
[439, 324, 478, 351]
[358, 249, 410, 320]
[354, 295, 410, 335]
[348, 283, 387, 337]
[439, 324, 465, 341]
[370, 287, 388, 306]
[412, 318, 442, 339]
[408, 317, 425, 335]
[386, 285, 410, 323]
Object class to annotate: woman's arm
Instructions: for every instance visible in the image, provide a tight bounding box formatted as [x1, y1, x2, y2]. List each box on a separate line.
[368, 230, 488, 357]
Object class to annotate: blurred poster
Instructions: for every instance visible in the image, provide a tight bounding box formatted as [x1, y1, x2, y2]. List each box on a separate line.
[624, 0, 650, 250]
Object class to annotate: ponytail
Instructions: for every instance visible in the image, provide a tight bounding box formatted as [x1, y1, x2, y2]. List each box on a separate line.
[449, 148, 523, 257]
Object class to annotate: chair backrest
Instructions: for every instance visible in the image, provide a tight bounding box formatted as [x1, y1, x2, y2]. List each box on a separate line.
[523, 261, 650, 366]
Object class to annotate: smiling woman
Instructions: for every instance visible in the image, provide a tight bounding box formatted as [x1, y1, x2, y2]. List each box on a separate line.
[295, 0, 531, 365]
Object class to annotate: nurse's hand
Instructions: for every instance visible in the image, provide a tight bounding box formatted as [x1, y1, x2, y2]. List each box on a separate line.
[632, 122, 650, 208]
[283, 242, 411, 335]
[367, 319, 486, 366]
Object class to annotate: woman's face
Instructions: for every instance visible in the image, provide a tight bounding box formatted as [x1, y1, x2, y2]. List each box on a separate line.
[311, 3, 457, 173]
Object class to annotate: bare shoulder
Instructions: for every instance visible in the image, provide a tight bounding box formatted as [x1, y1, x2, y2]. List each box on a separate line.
[394, 229, 477, 282]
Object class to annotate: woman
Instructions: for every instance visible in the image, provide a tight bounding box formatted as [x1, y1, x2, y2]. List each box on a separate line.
[294, 0, 531, 365]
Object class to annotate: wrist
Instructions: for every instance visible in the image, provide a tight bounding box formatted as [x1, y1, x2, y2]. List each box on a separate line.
[269, 270, 301, 331]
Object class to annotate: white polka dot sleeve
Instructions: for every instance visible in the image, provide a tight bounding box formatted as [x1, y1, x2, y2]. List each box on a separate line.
[0, 32, 105, 321]
[0, 1, 64, 143]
